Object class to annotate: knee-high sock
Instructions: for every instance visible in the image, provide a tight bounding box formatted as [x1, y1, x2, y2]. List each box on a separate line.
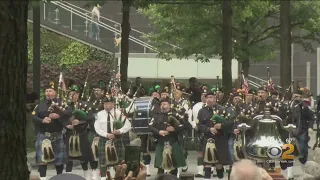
[90, 161, 98, 170]
[39, 165, 47, 177]
[65, 161, 73, 172]
[55, 164, 64, 174]
[197, 157, 204, 166]
[143, 154, 151, 165]
[81, 161, 89, 171]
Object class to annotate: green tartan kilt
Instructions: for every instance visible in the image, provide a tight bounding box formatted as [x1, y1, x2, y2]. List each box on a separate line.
[98, 137, 124, 167]
[88, 131, 99, 158]
[154, 141, 186, 169]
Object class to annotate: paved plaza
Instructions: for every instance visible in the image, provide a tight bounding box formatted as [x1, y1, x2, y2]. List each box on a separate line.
[30, 147, 314, 179]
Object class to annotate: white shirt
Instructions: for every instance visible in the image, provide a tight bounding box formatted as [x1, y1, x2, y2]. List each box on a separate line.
[94, 109, 132, 138]
[91, 7, 100, 22]
[188, 102, 205, 128]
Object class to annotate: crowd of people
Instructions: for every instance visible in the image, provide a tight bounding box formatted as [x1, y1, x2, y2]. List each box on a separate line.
[30, 75, 318, 180]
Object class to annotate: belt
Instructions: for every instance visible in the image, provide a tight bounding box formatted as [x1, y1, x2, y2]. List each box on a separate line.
[207, 138, 215, 143]
[40, 132, 60, 137]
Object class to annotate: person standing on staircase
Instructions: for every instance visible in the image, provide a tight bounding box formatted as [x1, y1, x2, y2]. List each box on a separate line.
[91, 4, 101, 42]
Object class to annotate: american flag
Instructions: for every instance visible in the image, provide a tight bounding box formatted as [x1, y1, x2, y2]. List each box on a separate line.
[268, 77, 275, 91]
[59, 72, 66, 93]
[112, 87, 118, 96]
[242, 75, 249, 94]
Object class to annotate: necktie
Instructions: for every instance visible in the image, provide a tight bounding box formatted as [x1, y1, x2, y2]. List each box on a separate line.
[107, 112, 111, 133]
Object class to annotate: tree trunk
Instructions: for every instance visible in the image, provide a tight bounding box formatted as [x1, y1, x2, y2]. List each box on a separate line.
[0, 1, 30, 180]
[241, 58, 250, 78]
[280, 0, 291, 92]
[221, 0, 233, 97]
[120, 0, 131, 90]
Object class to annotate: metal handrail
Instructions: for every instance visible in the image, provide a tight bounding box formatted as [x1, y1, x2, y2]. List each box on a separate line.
[55, 1, 181, 49]
[248, 74, 282, 89]
[248, 80, 260, 88]
[51, 1, 157, 51]
[53, 1, 156, 51]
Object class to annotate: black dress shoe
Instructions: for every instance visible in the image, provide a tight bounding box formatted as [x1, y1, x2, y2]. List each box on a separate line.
[195, 174, 204, 177]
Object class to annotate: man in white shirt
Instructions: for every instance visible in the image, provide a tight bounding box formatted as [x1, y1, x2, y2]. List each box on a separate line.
[188, 86, 207, 177]
[94, 96, 132, 180]
[91, 4, 101, 41]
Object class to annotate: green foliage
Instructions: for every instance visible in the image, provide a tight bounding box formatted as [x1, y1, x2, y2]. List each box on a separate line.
[59, 41, 89, 68]
[27, 22, 70, 64]
[140, 4, 221, 62]
[27, 22, 112, 67]
[140, 1, 320, 62]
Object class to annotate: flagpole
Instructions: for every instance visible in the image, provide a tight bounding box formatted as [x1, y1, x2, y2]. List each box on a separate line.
[267, 67, 271, 96]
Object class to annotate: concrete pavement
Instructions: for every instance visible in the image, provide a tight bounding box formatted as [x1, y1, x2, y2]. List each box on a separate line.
[30, 130, 317, 179]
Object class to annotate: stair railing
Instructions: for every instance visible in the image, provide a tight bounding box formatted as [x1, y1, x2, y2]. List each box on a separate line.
[248, 80, 260, 88]
[55, 1, 180, 49]
[248, 74, 282, 89]
[50, 1, 157, 52]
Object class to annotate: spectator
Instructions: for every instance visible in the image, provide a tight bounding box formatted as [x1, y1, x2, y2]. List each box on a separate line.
[230, 159, 272, 180]
[91, 4, 101, 41]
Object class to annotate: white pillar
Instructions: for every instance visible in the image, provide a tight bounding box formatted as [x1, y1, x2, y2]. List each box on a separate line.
[317, 48, 320, 95]
[306, 62, 310, 89]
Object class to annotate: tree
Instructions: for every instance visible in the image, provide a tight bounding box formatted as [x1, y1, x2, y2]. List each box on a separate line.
[119, 0, 134, 90]
[280, 0, 291, 91]
[221, 0, 233, 95]
[0, 1, 30, 180]
[141, 1, 320, 79]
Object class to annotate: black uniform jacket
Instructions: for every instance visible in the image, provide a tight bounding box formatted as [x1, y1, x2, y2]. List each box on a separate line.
[33, 98, 69, 133]
[149, 112, 184, 144]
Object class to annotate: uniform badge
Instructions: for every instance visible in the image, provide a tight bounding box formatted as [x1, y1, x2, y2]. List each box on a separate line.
[32, 111, 35, 115]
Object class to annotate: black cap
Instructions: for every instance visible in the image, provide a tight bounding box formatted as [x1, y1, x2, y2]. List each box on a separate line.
[205, 91, 216, 97]
[95, 80, 106, 89]
[103, 96, 115, 103]
[258, 86, 268, 92]
[45, 81, 55, 90]
[161, 87, 170, 94]
[248, 88, 257, 95]
[159, 98, 170, 104]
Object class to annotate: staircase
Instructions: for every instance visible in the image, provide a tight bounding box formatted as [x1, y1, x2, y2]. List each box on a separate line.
[28, 1, 157, 54]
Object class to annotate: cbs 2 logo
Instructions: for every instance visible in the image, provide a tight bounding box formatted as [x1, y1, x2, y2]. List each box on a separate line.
[268, 144, 295, 160]
[280, 144, 295, 159]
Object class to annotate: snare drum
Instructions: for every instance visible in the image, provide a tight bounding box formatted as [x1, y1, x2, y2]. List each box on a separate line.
[132, 96, 153, 134]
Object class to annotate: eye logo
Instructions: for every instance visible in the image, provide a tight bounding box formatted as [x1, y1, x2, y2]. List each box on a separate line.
[267, 144, 295, 160]
[267, 145, 282, 159]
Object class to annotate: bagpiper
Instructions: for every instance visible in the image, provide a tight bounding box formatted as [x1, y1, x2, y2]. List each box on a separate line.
[64, 84, 97, 180]
[278, 88, 314, 179]
[94, 95, 132, 180]
[32, 82, 68, 180]
[172, 88, 191, 174]
[189, 86, 208, 177]
[140, 85, 162, 176]
[149, 98, 187, 175]
[197, 91, 235, 180]
[87, 80, 107, 179]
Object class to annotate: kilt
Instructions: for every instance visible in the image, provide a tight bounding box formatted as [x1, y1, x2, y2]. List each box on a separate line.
[202, 136, 232, 166]
[65, 130, 94, 162]
[98, 137, 124, 167]
[154, 141, 186, 169]
[35, 132, 67, 165]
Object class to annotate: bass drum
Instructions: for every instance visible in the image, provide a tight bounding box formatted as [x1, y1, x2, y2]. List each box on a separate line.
[132, 96, 153, 134]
